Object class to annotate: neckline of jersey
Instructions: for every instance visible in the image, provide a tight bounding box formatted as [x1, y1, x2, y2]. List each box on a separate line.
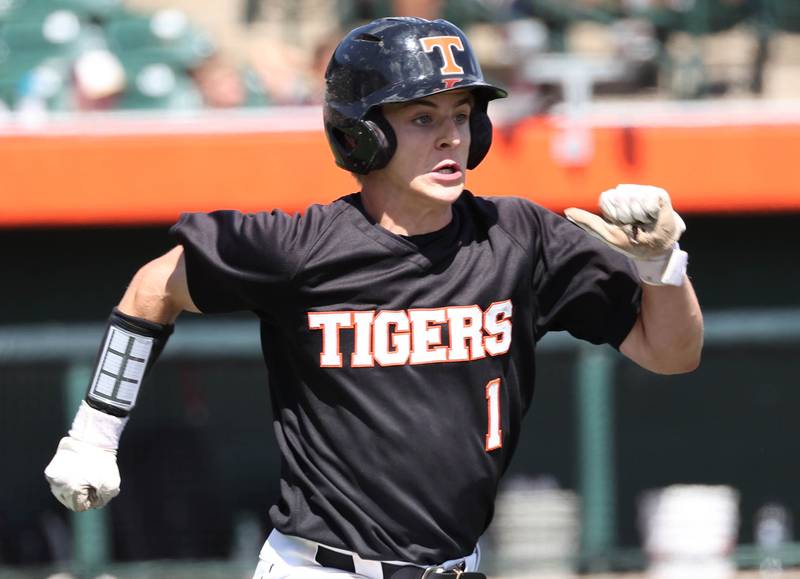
[341, 192, 466, 270]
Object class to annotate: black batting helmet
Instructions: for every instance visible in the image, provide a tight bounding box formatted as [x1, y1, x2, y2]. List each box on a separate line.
[323, 17, 508, 175]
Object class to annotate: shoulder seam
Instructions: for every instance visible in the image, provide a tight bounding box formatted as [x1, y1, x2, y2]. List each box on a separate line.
[485, 197, 537, 262]
[288, 201, 351, 285]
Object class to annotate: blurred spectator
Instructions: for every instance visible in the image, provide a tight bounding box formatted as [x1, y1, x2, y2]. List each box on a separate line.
[0, 0, 791, 113]
[238, 0, 342, 104]
[72, 48, 126, 110]
[246, 36, 314, 104]
[305, 30, 344, 104]
[0, 2, 272, 113]
[389, 0, 446, 20]
[191, 55, 248, 108]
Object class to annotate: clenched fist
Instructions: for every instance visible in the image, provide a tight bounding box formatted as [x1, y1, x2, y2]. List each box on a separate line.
[565, 184, 688, 286]
[44, 401, 127, 512]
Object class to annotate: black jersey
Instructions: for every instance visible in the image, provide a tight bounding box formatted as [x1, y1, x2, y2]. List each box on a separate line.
[170, 191, 641, 564]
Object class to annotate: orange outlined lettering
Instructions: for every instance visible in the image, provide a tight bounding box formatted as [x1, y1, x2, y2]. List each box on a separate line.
[408, 308, 448, 365]
[373, 310, 411, 367]
[307, 312, 353, 367]
[446, 305, 486, 362]
[351, 311, 376, 367]
[419, 36, 465, 75]
[484, 300, 513, 356]
[308, 301, 513, 368]
[441, 78, 462, 90]
[485, 378, 503, 451]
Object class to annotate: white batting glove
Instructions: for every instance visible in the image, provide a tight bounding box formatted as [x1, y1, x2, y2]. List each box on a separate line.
[44, 401, 127, 512]
[564, 184, 689, 286]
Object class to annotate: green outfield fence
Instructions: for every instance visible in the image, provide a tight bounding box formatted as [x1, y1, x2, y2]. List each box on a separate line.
[1, 309, 800, 578]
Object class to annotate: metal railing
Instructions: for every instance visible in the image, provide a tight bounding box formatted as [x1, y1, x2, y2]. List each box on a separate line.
[2, 308, 800, 577]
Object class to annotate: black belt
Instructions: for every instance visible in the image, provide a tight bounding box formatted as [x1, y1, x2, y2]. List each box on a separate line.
[314, 545, 486, 579]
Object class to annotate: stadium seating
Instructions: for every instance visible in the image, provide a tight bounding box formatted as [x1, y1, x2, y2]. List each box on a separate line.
[764, 0, 800, 32]
[105, 9, 215, 71]
[0, 1, 274, 111]
[633, 0, 755, 36]
[0, 10, 103, 109]
[114, 56, 202, 110]
[0, 0, 797, 112]
[0, 0, 123, 23]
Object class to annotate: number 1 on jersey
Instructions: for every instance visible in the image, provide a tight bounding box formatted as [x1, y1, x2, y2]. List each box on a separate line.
[485, 378, 502, 451]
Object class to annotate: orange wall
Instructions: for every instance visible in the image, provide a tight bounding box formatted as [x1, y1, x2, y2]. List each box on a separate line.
[2, 115, 799, 227]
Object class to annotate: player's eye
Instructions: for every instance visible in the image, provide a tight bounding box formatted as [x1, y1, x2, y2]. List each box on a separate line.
[455, 112, 470, 124]
[412, 114, 433, 126]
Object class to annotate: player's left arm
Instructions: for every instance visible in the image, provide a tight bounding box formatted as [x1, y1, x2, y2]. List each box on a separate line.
[565, 184, 703, 374]
[619, 275, 703, 374]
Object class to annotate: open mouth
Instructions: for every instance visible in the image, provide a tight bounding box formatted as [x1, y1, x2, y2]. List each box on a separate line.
[432, 161, 462, 175]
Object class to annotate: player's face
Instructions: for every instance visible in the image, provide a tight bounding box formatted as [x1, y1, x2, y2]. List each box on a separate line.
[379, 90, 473, 205]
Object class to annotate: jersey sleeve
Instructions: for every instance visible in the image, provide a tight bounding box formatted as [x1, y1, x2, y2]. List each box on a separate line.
[529, 203, 642, 348]
[169, 208, 321, 315]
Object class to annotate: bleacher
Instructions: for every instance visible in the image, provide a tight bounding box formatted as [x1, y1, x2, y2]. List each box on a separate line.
[0, 0, 269, 112]
[1, 0, 800, 114]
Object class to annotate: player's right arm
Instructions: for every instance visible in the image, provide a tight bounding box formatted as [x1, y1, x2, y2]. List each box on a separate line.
[117, 245, 199, 322]
[44, 246, 197, 512]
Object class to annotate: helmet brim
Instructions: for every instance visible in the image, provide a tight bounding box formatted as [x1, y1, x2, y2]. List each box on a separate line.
[331, 77, 507, 120]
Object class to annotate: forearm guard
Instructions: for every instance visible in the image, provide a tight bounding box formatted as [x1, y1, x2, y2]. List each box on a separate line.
[85, 308, 174, 417]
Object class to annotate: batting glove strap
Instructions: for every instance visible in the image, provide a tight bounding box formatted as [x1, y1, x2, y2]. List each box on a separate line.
[633, 243, 688, 287]
[69, 400, 128, 450]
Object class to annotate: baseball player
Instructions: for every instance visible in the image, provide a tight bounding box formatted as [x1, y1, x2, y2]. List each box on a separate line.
[44, 17, 703, 579]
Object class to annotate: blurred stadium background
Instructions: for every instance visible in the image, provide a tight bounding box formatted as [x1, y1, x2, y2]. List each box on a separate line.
[1, 0, 800, 578]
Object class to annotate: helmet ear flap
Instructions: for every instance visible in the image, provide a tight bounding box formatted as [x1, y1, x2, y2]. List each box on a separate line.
[326, 109, 396, 175]
[360, 109, 396, 173]
[467, 107, 493, 170]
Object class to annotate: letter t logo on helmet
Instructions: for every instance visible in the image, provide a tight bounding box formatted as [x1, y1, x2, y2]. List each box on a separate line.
[420, 36, 465, 75]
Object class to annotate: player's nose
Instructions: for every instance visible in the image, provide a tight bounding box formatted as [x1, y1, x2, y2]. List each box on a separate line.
[436, 117, 463, 150]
